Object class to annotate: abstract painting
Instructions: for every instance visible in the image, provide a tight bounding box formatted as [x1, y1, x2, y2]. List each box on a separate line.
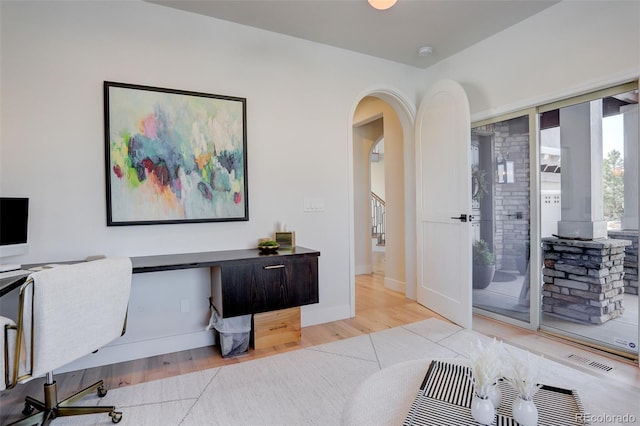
[104, 82, 248, 225]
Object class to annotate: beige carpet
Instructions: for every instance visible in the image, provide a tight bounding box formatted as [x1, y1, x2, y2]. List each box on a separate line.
[21, 318, 640, 425]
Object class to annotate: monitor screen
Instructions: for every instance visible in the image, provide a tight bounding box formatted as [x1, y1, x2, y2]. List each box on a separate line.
[0, 197, 29, 246]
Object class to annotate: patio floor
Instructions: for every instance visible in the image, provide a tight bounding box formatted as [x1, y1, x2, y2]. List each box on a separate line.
[473, 269, 639, 355]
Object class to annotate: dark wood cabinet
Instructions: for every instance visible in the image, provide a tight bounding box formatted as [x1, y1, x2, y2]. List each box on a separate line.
[208, 248, 319, 318]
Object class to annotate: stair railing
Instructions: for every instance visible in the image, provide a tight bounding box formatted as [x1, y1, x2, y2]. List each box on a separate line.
[371, 192, 386, 246]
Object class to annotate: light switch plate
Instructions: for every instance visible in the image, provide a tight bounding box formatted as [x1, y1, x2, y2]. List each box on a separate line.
[303, 197, 325, 212]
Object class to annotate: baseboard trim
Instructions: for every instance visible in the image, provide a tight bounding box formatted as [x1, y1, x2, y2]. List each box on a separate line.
[301, 303, 351, 327]
[56, 330, 216, 373]
[385, 276, 405, 293]
[56, 304, 353, 373]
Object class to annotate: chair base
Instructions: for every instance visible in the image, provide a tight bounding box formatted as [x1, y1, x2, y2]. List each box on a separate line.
[8, 379, 122, 425]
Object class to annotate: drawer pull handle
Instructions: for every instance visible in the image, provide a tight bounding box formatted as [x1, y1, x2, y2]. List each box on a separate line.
[264, 264, 285, 270]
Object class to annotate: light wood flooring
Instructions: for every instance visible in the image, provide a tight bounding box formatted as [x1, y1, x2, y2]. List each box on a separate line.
[1, 265, 638, 423]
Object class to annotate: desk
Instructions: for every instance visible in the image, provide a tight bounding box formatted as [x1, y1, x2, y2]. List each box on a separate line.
[1, 247, 320, 317]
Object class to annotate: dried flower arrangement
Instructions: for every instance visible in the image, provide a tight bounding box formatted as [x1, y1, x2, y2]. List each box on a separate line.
[503, 349, 543, 400]
[466, 338, 504, 397]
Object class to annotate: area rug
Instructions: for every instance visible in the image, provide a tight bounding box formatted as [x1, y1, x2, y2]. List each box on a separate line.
[37, 318, 640, 425]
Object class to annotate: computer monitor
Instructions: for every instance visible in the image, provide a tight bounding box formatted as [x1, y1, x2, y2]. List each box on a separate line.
[0, 197, 30, 263]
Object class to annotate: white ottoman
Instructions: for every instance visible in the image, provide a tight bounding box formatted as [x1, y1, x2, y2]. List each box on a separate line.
[341, 359, 434, 426]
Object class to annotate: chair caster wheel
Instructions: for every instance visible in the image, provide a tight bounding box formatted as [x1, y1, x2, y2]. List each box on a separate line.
[22, 402, 34, 416]
[97, 385, 108, 397]
[109, 410, 122, 423]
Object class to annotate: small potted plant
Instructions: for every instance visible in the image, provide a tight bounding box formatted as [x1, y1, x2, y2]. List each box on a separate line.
[473, 239, 495, 289]
[257, 240, 280, 254]
[472, 168, 489, 202]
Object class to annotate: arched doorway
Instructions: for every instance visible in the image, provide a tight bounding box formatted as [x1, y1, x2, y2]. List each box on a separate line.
[349, 91, 416, 317]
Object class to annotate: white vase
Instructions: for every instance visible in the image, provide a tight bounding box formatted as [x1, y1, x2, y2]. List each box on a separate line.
[488, 383, 501, 409]
[512, 396, 538, 426]
[471, 394, 495, 425]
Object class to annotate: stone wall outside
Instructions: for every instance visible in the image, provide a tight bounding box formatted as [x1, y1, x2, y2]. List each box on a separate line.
[542, 237, 630, 324]
[608, 230, 638, 296]
[493, 119, 530, 271]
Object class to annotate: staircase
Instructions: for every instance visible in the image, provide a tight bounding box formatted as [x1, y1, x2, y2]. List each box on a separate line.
[371, 192, 385, 246]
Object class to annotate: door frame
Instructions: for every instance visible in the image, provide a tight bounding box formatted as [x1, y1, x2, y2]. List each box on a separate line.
[347, 88, 416, 317]
[471, 108, 540, 331]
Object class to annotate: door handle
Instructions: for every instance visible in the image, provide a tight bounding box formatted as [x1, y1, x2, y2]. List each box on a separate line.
[450, 214, 467, 222]
[264, 264, 285, 270]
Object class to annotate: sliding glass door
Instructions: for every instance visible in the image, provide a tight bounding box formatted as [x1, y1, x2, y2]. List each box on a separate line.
[472, 82, 639, 359]
[539, 83, 639, 357]
[471, 113, 533, 325]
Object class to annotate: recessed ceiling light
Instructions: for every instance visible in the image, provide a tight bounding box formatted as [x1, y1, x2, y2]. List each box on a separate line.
[368, 0, 398, 11]
[418, 46, 433, 57]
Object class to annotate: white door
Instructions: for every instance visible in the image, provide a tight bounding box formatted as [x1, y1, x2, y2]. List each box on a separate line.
[415, 80, 472, 328]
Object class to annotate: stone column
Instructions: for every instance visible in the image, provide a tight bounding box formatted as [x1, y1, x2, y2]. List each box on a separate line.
[543, 100, 634, 323]
[542, 237, 630, 324]
[557, 100, 607, 239]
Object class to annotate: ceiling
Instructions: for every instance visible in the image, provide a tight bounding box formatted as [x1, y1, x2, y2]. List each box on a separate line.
[147, 0, 559, 69]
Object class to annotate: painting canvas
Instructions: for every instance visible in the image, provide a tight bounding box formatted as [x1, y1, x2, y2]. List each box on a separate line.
[104, 82, 248, 225]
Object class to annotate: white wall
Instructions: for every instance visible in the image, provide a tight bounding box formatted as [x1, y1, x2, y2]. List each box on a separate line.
[424, 1, 640, 120]
[0, 0, 422, 368]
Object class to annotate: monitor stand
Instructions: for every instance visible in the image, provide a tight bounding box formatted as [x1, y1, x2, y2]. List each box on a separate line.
[0, 264, 21, 272]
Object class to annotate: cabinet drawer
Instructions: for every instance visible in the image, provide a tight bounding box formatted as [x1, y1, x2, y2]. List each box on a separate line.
[212, 254, 318, 318]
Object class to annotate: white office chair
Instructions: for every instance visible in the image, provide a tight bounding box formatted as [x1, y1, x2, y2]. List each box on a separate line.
[2, 257, 132, 425]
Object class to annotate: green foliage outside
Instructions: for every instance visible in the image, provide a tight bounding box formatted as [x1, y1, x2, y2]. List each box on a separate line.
[603, 149, 624, 223]
[473, 239, 495, 266]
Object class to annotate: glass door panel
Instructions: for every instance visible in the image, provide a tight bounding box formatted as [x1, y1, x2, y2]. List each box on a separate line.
[472, 115, 531, 323]
[539, 87, 639, 357]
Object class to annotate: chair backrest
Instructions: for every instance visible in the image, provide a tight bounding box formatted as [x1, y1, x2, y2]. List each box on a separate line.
[21, 257, 132, 378]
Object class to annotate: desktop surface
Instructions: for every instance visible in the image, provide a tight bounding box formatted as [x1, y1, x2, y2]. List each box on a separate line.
[0, 264, 22, 273]
[0, 247, 321, 297]
[0, 269, 31, 279]
[0, 270, 31, 296]
[131, 246, 320, 273]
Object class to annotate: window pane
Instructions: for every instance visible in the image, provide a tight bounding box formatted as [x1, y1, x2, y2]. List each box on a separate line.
[472, 115, 531, 324]
[540, 88, 638, 356]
